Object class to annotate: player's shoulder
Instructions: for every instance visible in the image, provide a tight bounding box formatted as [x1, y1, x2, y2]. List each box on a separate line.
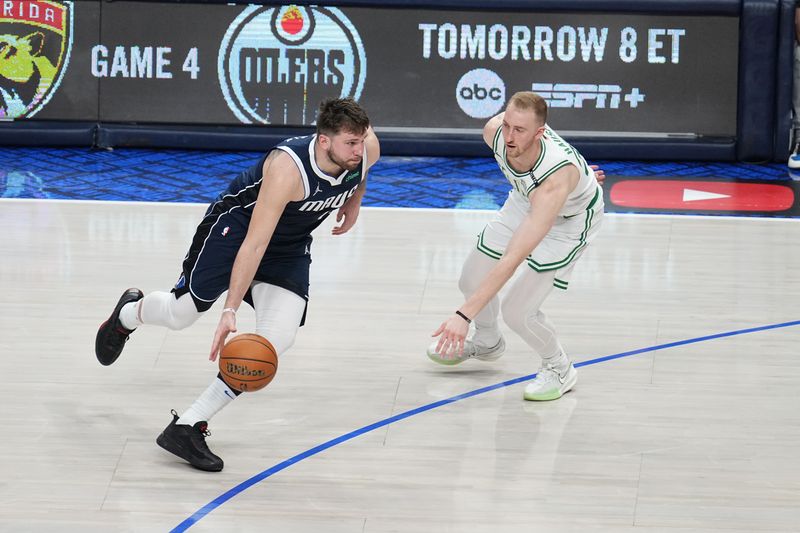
[365, 126, 381, 168]
[263, 147, 303, 178]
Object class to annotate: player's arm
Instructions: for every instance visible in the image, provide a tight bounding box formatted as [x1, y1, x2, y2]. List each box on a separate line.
[209, 150, 305, 360]
[483, 113, 504, 148]
[365, 125, 381, 169]
[432, 165, 578, 356]
[332, 126, 381, 235]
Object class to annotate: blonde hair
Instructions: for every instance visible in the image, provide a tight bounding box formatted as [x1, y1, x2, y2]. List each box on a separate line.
[507, 91, 547, 125]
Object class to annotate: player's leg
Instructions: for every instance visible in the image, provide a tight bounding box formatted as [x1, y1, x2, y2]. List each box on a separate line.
[96, 288, 206, 365]
[94, 209, 234, 366]
[250, 282, 306, 355]
[158, 283, 305, 472]
[175, 283, 304, 426]
[790, 41, 800, 168]
[458, 248, 503, 348]
[95, 287, 207, 366]
[427, 248, 506, 364]
[500, 268, 577, 401]
[123, 290, 203, 330]
[427, 195, 525, 365]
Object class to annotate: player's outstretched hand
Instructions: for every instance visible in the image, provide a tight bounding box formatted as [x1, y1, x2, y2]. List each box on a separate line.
[431, 314, 470, 359]
[209, 311, 237, 362]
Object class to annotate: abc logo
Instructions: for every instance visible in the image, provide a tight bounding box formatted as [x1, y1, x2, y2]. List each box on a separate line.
[456, 68, 505, 119]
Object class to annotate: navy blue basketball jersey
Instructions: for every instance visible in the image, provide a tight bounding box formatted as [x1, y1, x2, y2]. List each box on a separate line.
[209, 134, 367, 256]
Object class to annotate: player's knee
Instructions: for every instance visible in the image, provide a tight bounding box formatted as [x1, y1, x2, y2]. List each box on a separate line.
[500, 298, 525, 334]
[164, 296, 202, 330]
[255, 326, 296, 356]
[501, 299, 545, 336]
[163, 314, 195, 330]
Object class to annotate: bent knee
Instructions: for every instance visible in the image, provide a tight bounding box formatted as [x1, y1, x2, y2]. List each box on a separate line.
[500, 300, 524, 333]
[255, 327, 297, 356]
[163, 312, 199, 331]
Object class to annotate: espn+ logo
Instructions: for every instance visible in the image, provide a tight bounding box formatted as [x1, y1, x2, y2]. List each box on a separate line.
[532, 83, 645, 109]
[456, 68, 505, 118]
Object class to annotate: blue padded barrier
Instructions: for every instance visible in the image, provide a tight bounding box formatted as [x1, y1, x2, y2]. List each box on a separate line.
[773, 0, 795, 161]
[0, 121, 96, 147]
[574, 139, 737, 162]
[96, 123, 490, 157]
[738, 0, 780, 161]
[96, 124, 309, 153]
[95, 123, 737, 161]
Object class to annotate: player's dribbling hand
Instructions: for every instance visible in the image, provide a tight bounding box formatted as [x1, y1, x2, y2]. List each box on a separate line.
[209, 311, 237, 362]
[431, 315, 469, 358]
[590, 164, 606, 186]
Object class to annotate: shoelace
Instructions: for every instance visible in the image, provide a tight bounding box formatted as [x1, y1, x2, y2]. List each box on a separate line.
[112, 323, 132, 342]
[535, 364, 561, 382]
[194, 425, 215, 454]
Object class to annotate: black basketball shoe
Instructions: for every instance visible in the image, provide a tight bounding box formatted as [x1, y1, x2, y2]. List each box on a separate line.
[95, 288, 143, 366]
[156, 410, 224, 472]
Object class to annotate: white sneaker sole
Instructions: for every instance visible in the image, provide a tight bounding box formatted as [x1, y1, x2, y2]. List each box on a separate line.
[523, 368, 578, 401]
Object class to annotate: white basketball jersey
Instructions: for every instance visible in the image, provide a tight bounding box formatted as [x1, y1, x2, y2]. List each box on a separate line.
[491, 124, 599, 217]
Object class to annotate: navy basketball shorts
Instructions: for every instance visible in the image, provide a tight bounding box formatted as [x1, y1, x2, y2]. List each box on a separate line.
[172, 208, 311, 318]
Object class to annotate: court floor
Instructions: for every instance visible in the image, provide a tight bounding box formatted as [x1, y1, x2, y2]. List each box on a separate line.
[0, 198, 798, 532]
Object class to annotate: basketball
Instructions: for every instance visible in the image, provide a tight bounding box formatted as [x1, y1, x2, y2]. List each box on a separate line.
[219, 333, 278, 392]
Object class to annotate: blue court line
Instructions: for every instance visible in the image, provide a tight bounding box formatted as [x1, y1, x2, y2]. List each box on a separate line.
[172, 319, 800, 532]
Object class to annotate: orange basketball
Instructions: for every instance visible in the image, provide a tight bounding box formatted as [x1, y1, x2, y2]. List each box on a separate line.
[219, 333, 278, 392]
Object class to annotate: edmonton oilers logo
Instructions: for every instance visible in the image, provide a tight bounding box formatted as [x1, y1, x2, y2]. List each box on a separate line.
[0, 0, 73, 119]
[218, 5, 366, 125]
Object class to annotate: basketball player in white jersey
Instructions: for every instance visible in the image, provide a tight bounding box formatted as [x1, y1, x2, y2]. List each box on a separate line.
[428, 91, 604, 402]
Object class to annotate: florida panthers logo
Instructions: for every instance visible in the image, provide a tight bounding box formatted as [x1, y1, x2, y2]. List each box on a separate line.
[0, 1, 73, 119]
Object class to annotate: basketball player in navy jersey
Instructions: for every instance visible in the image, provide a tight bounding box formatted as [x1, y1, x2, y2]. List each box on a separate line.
[95, 98, 380, 471]
[428, 91, 604, 402]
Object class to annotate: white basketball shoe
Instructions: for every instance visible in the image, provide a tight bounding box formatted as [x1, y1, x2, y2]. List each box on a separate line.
[427, 337, 505, 366]
[523, 361, 578, 401]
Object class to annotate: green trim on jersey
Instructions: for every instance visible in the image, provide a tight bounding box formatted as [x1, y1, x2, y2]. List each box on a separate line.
[526, 159, 572, 195]
[492, 125, 503, 153]
[530, 138, 547, 173]
[553, 278, 569, 290]
[477, 228, 503, 260]
[525, 187, 600, 272]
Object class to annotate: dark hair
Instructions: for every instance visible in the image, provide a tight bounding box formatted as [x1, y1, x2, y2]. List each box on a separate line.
[316, 97, 370, 137]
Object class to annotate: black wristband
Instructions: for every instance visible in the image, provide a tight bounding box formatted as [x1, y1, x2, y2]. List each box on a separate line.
[455, 310, 472, 324]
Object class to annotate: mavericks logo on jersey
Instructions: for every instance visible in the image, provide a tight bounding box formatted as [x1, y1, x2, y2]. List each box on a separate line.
[218, 5, 366, 125]
[299, 184, 358, 212]
[0, 0, 73, 119]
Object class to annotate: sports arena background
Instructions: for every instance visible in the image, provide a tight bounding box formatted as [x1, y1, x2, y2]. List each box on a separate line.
[1, 0, 798, 215]
[0, 0, 794, 160]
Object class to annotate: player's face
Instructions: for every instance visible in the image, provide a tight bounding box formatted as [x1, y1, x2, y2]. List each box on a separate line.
[501, 105, 545, 159]
[324, 129, 366, 171]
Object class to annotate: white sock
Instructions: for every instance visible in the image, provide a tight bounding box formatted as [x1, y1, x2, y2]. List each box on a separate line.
[118, 301, 141, 330]
[542, 347, 569, 371]
[177, 377, 237, 426]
